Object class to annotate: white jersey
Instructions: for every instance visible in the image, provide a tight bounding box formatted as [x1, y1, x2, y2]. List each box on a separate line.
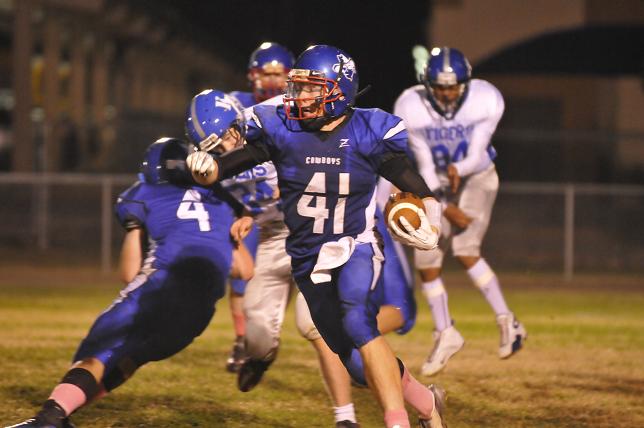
[221, 162, 283, 226]
[394, 79, 504, 193]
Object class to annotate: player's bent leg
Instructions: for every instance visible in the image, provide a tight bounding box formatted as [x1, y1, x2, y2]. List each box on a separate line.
[397, 362, 446, 428]
[421, 326, 464, 377]
[296, 293, 359, 425]
[359, 337, 404, 411]
[457, 255, 527, 358]
[496, 312, 527, 359]
[418, 384, 447, 428]
[376, 305, 405, 334]
[8, 362, 104, 428]
[238, 235, 292, 392]
[226, 289, 246, 373]
[418, 267, 464, 376]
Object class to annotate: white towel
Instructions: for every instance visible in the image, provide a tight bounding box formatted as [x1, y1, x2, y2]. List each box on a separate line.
[310, 236, 356, 284]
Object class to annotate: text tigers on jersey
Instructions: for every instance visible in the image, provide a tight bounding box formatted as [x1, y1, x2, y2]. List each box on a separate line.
[424, 124, 474, 141]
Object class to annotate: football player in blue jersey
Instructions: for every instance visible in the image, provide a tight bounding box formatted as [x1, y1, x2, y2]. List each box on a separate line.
[186, 89, 418, 427]
[230, 42, 295, 108]
[187, 45, 447, 428]
[8, 138, 252, 428]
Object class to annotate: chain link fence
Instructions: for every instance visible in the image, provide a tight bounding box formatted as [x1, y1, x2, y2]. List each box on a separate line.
[0, 173, 643, 278]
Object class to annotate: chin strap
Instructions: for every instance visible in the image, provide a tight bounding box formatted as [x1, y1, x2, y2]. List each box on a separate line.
[300, 115, 335, 131]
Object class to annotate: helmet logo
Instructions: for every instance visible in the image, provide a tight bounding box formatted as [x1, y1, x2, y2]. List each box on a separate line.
[214, 97, 232, 111]
[333, 54, 356, 81]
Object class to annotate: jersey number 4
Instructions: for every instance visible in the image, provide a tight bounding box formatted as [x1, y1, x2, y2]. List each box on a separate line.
[176, 190, 211, 232]
[297, 172, 349, 234]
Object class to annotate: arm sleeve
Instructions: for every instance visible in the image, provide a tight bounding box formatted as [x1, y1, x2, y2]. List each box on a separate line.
[215, 141, 271, 180]
[377, 152, 435, 199]
[375, 177, 393, 211]
[215, 112, 273, 180]
[452, 86, 504, 177]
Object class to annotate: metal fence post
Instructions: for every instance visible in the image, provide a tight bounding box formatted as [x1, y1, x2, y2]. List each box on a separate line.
[564, 184, 575, 281]
[101, 176, 113, 275]
[36, 177, 49, 250]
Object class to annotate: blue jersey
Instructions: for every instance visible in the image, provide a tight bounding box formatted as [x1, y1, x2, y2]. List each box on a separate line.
[115, 182, 236, 274]
[246, 105, 408, 260]
[229, 91, 257, 108]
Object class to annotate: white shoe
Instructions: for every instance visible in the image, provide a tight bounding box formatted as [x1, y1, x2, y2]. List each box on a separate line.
[419, 384, 447, 428]
[497, 312, 527, 359]
[421, 326, 465, 376]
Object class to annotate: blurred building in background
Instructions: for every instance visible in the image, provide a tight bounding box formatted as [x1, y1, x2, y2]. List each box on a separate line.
[0, 0, 244, 174]
[430, 0, 644, 183]
[0, 0, 642, 274]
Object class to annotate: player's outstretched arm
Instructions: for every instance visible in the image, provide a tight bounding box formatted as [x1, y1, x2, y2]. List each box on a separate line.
[188, 142, 272, 187]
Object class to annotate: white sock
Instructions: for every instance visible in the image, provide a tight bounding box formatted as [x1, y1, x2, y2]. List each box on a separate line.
[422, 278, 451, 331]
[467, 258, 510, 315]
[334, 403, 357, 423]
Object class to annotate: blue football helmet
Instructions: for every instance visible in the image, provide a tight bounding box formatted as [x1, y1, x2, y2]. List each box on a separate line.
[248, 42, 295, 101]
[423, 46, 472, 119]
[140, 137, 191, 185]
[284, 44, 359, 120]
[185, 89, 246, 153]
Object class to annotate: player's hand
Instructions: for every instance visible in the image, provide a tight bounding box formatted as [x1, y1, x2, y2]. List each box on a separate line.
[389, 198, 441, 250]
[272, 185, 280, 200]
[447, 164, 461, 193]
[444, 203, 472, 229]
[230, 215, 254, 242]
[187, 151, 218, 186]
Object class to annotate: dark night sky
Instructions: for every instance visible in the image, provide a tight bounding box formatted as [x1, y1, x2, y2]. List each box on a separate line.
[146, 0, 431, 111]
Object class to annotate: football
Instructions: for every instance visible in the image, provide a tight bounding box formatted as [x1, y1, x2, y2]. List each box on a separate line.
[384, 192, 425, 230]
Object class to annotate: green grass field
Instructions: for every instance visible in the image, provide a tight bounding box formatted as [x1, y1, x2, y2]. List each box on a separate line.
[1, 268, 643, 427]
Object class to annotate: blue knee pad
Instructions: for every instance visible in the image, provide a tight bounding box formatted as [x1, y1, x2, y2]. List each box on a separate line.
[340, 348, 367, 386]
[230, 224, 260, 294]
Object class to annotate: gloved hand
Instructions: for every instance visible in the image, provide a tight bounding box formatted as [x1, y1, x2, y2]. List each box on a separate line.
[389, 197, 441, 250]
[186, 151, 217, 185]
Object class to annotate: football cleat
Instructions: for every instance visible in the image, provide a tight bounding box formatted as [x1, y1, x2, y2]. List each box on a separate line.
[226, 335, 246, 373]
[336, 420, 360, 428]
[497, 313, 527, 359]
[421, 326, 465, 376]
[237, 358, 273, 392]
[418, 384, 447, 428]
[5, 419, 75, 428]
[6, 401, 76, 428]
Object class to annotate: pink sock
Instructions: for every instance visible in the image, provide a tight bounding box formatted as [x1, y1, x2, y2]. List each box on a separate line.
[402, 367, 434, 419]
[49, 383, 87, 416]
[384, 409, 410, 428]
[232, 313, 246, 337]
